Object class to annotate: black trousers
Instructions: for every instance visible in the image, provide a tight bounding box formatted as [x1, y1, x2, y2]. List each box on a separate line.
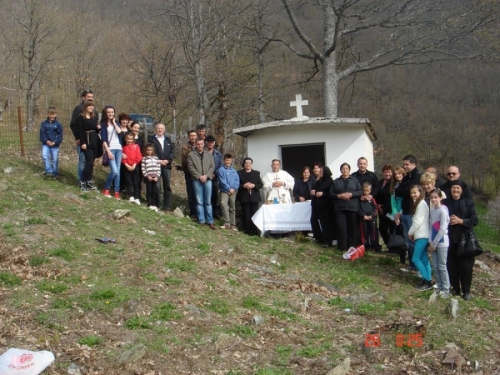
[156, 168, 172, 210]
[378, 215, 394, 246]
[311, 206, 333, 245]
[184, 172, 197, 216]
[82, 147, 97, 181]
[240, 202, 259, 235]
[145, 179, 158, 207]
[447, 242, 475, 294]
[335, 210, 357, 251]
[123, 167, 141, 200]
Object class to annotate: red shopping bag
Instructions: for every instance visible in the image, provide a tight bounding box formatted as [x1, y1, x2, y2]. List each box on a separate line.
[343, 245, 365, 261]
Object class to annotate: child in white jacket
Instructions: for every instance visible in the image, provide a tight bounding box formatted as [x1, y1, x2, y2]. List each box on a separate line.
[407, 185, 432, 291]
[429, 188, 450, 298]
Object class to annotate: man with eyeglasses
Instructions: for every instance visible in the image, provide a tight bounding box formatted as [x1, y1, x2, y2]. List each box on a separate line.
[70, 89, 98, 182]
[440, 166, 473, 200]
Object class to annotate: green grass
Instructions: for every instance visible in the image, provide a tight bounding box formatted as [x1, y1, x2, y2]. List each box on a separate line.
[1, 154, 499, 374]
[49, 248, 76, 261]
[0, 271, 22, 286]
[78, 335, 103, 347]
[36, 280, 69, 294]
[29, 255, 50, 266]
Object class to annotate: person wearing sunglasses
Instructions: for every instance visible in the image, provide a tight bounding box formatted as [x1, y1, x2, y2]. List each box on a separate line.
[440, 166, 473, 200]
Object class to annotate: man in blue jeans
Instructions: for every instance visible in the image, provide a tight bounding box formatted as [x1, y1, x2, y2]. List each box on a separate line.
[187, 139, 216, 230]
[395, 154, 422, 272]
[70, 89, 97, 182]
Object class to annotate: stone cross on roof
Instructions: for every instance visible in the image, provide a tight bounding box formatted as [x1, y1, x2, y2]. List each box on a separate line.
[290, 94, 308, 119]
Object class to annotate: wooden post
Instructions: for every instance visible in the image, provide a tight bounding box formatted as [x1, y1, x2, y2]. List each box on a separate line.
[17, 106, 25, 157]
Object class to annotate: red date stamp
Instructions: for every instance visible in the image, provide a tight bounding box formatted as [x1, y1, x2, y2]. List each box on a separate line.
[365, 333, 423, 348]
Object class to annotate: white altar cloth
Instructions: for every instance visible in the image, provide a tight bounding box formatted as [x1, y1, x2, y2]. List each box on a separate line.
[252, 201, 312, 235]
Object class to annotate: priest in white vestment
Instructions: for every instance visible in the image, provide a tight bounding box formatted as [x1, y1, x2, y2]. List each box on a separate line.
[262, 159, 295, 203]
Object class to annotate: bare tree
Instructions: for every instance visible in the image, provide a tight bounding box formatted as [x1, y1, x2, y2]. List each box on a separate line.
[279, 0, 499, 118]
[6, 0, 66, 130]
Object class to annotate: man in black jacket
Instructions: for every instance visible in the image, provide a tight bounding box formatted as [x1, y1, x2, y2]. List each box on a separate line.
[395, 154, 422, 271]
[351, 157, 380, 200]
[440, 165, 473, 200]
[148, 123, 175, 211]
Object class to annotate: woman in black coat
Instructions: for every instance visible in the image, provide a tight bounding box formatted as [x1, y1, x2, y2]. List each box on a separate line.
[310, 164, 334, 247]
[237, 157, 263, 235]
[293, 166, 313, 202]
[376, 164, 394, 247]
[329, 163, 362, 251]
[442, 180, 479, 301]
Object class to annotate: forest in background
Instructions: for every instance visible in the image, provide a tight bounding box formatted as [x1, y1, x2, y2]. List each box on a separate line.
[0, 0, 499, 198]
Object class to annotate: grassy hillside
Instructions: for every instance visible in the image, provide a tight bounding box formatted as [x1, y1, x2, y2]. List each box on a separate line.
[0, 155, 499, 375]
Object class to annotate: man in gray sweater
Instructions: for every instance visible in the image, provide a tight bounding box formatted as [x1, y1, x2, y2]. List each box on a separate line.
[187, 139, 216, 229]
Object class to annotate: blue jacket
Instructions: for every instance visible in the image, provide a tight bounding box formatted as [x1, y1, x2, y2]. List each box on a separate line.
[217, 165, 240, 193]
[40, 118, 63, 146]
[210, 149, 223, 177]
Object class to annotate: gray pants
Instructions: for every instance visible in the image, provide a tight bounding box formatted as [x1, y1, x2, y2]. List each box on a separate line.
[220, 192, 236, 227]
[431, 245, 450, 293]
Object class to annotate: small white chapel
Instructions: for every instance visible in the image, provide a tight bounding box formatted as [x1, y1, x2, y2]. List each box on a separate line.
[233, 94, 377, 179]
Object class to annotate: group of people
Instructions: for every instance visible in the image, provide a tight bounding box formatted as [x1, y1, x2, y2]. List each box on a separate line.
[375, 157, 479, 300]
[248, 154, 480, 300]
[39, 90, 480, 300]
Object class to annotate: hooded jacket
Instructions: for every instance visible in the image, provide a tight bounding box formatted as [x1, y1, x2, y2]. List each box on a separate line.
[40, 118, 63, 146]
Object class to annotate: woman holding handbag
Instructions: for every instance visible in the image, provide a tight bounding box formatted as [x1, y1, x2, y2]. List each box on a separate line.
[100, 105, 123, 199]
[442, 180, 479, 301]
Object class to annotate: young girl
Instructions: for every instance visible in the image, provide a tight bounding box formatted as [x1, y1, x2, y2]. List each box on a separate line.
[76, 100, 100, 191]
[101, 106, 123, 199]
[122, 133, 143, 205]
[390, 167, 406, 222]
[429, 188, 451, 298]
[141, 143, 161, 211]
[407, 185, 432, 291]
[389, 167, 407, 264]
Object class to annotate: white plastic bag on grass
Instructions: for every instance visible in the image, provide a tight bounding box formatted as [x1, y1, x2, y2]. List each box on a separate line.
[0, 348, 55, 375]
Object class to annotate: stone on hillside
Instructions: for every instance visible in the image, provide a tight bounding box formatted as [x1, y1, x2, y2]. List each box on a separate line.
[442, 347, 466, 370]
[312, 280, 338, 293]
[327, 357, 351, 375]
[173, 207, 184, 218]
[251, 315, 264, 325]
[3, 167, 13, 174]
[0, 182, 7, 191]
[115, 344, 147, 366]
[445, 298, 459, 319]
[67, 363, 82, 375]
[475, 260, 490, 270]
[112, 209, 130, 220]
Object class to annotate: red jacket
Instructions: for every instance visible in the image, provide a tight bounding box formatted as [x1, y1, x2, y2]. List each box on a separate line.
[122, 144, 142, 166]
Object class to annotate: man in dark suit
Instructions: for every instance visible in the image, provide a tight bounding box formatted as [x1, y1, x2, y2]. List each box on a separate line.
[237, 157, 263, 235]
[148, 123, 175, 211]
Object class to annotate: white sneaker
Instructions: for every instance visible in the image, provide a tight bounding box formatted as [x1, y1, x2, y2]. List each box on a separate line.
[134, 199, 141, 206]
[149, 206, 158, 212]
[129, 197, 135, 202]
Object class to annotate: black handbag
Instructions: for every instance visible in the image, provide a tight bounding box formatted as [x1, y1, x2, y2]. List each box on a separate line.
[387, 226, 408, 250]
[457, 229, 483, 258]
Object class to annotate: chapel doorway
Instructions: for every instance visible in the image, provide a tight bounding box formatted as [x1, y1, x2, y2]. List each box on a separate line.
[280, 143, 326, 180]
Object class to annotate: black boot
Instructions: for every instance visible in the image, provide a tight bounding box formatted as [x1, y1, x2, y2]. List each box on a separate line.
[79, 181, 89, 192]
[86, 180, 97, 190]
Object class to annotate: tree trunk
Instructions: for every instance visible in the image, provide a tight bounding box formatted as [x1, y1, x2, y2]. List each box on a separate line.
[323, 55, 339, 118]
